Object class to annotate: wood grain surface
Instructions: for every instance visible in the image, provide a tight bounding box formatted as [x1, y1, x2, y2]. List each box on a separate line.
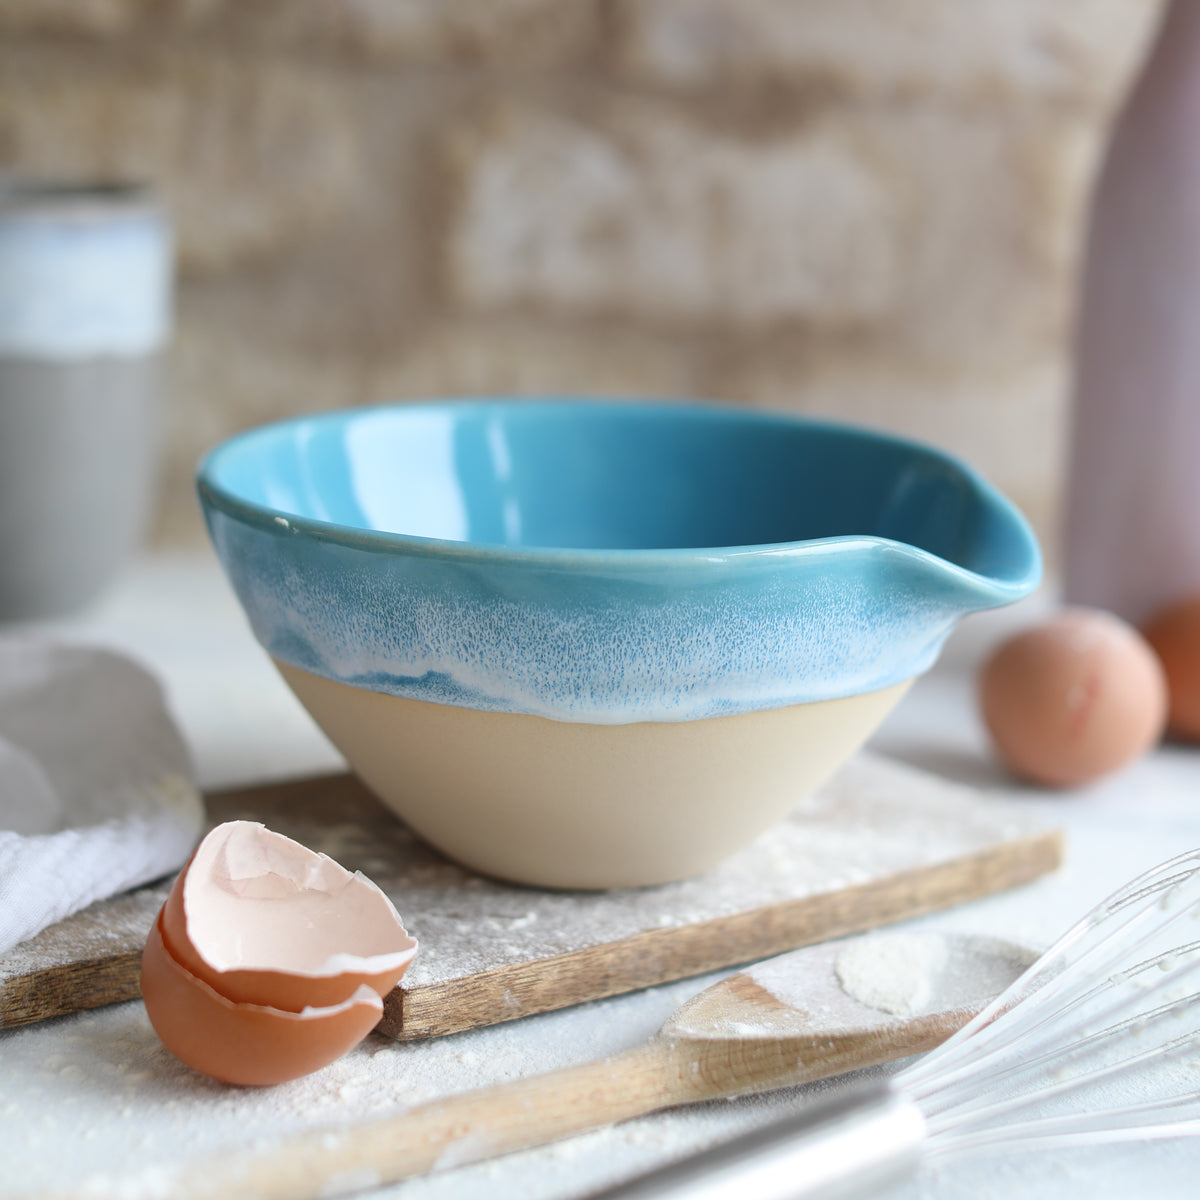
[0, 754, 1061, 1037]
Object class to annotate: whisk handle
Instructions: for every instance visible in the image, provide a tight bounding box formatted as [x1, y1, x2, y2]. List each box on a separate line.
[584, 1083, 925, 1200]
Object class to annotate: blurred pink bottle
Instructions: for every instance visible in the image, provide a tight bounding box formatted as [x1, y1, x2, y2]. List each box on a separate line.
[1065, 0, 1200, 626]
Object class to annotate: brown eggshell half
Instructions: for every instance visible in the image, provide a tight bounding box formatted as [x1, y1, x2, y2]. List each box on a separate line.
[159, 821, 417, 1011]
[141, 913, 385, 1086]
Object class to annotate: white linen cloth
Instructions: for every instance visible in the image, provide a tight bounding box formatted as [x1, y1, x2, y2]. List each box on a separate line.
[0, 636, 203, 955]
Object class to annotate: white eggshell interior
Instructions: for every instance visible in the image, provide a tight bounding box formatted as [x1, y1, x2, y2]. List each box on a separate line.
[183, 821, 417, 975]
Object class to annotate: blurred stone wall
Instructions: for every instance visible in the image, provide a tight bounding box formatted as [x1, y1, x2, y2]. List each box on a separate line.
[0, 0, 1163, 560]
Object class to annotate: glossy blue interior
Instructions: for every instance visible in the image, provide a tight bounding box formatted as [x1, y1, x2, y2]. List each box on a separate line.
[198, 400, 1042, 720]
[201, 400, 1036, 587]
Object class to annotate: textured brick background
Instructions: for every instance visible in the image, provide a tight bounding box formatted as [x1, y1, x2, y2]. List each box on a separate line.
[0, 0, 1163, 562]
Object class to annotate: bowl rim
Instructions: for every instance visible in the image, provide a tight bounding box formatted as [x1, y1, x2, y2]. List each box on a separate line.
[196, 397, 1042, 601]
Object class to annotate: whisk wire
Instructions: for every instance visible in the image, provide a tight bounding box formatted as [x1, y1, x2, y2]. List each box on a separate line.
[890, 847, 1200, 1166]
[928, 1099, 1200, 1163]
[915, 937, 1200, 1119]
[906, 898, 1195, 1098]
[919, 983, 1200, 1126]
[586, 849, 1200, 1200]
[900, 849, 1200, 1105]
[923, 1021, 1200, 1140]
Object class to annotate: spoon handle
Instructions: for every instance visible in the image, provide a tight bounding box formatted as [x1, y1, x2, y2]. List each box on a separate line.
[582, 1083, 925, 1200]
[41, 1041, 691, 1200]
[161, 1041, 680, 1200]
[30, 958, 986, 1200]
[35, 1027, 915, 1200]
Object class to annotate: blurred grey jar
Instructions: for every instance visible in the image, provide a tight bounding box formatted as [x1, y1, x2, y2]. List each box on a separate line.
[0, 183, 172, 618]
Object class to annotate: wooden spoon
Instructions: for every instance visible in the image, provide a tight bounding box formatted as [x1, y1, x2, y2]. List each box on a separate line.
[49, 930, 1034, 1200]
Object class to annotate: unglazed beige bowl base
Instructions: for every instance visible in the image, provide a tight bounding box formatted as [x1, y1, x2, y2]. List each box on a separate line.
[276, 661, 911, 889]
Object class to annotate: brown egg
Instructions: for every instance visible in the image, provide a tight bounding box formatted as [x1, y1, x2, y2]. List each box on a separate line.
[979, 608, 1167, 787]
[1143, 595, 1200, 741]
[141, 821, 417, 1086]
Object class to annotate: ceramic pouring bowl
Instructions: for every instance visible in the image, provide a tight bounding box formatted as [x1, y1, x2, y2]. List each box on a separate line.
[198, 399, 1040, 889]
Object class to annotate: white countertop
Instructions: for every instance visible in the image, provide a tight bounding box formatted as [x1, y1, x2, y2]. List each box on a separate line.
[3, 550, 1200, 1199]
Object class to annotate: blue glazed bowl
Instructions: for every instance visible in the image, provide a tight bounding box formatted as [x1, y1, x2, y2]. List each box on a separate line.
[199, 399, 1040, 887]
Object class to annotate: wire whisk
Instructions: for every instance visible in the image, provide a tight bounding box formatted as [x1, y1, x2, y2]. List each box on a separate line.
[907, 848, 1200, 1162]
[595, 847, 1200, 1199]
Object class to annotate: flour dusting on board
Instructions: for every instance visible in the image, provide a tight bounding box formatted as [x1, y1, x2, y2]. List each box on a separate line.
[357, 754, 1042, 989]
[1, 753, 1055, 1034]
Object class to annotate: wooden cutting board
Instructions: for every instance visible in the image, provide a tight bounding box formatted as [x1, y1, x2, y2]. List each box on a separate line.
[0, 753, 1060, 1040]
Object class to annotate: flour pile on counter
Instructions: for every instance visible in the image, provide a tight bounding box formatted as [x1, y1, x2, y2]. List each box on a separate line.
[0, 636, 203, 954]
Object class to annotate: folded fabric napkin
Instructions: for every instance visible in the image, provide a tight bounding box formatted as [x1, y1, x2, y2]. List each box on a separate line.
[0, 636, 204, 955]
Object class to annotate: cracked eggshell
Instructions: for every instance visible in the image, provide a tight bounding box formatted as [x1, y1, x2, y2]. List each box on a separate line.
[159, 820, 417, 1010]
[141, 820, 417, 1085]
[141, 913, 386, 1086]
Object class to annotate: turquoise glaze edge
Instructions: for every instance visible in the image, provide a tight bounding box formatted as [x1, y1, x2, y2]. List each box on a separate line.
[198, 401, 1041, 724]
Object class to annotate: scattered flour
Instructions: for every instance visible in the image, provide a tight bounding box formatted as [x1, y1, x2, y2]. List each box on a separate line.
[1, 754, 1049, 1004]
